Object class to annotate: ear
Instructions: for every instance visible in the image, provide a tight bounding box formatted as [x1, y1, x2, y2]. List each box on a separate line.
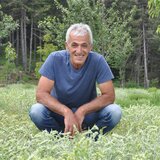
[65, 42, 68, 50]
[90, 44, 93, 51]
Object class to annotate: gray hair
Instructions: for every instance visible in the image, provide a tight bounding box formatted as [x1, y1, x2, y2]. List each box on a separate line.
[66, 23, 93, 44]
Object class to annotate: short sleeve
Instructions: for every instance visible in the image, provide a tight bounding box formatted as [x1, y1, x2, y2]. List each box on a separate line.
[39, 53, 55, 81]
[96, 56, 114, 84]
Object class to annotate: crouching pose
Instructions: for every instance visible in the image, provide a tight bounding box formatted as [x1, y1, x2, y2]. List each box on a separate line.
[29, 23, 122, 137]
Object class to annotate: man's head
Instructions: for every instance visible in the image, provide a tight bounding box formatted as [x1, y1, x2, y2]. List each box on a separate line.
[66, 23, 93, 45]
[65, 23, 93, 69]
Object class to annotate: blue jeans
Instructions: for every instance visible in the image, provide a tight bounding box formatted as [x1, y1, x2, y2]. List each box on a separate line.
[29, 103, 122, 134]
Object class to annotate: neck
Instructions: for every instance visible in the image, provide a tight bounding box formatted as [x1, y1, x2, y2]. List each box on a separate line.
[71, 62, 82, 69]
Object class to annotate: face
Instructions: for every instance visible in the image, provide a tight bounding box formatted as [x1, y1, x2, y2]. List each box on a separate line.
[65, 32, 92, 69]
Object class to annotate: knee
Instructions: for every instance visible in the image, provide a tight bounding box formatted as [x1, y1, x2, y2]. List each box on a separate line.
[102, 104, 122, 124]
[108, 104, 122, 119]
[29, 103, 46, 123]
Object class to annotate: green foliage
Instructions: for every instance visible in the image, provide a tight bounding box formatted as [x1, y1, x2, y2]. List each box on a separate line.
[124, 81, 139, 88]
[103, 2, 134, 86]
[156, 24, 160, 33]
[4, 42, 17, 74]
[39, 0, 134, 52]
[0, 42, 19, 84]
[148, 0, 160, 18]
[38, 16, 66, 49]
[5, 42, 16, 62]
[0, 5, 18, 83]
[115, 88, 160, 107]
[37, 44, 57, 62]
[35, 62, 43, 79]
[150, 78, 159, 87]
[38, 0, 134, 86]
[0, 84, 160, 159]
[0, 5, 18, 38]
[35, 34, 58, 78]
[0, 84, 36, 113]
[148, 0, 160, 33]
[147, 87, 158, 93]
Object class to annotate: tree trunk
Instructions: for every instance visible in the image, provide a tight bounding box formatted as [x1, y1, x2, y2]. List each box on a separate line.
[29, 17, 33, 73]
[135, 50, 142, 87]
[11, 31, 14, 47]
[16, 29, 19, 65]
[20, 8, 27, 71]
[100, 0, 105, 55]
[20, 14, 25, 68]
[142, 22, 149, 88]
[39, 30, 42, 61]
[119, 68, 125, 88]
[33, 30, 37, 62]
[24, 10, 27, 70]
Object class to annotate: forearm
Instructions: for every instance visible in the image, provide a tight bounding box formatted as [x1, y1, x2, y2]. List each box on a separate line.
[36, 91, 71, 117]
[37, 91, 81, 134]
[78, 94, 115, 116]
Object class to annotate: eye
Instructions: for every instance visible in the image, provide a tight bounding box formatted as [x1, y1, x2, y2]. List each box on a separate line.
[81, 44, 88, 48]
[71, 43, 78, 48]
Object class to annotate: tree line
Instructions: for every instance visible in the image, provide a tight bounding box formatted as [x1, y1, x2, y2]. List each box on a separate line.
[0, 0, 160, 88]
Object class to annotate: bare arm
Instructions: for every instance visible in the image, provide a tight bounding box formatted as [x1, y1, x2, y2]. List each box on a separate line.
[36, 76, 70, 116]
[36, 76, 80, 134]
[75, 80, 115, 126]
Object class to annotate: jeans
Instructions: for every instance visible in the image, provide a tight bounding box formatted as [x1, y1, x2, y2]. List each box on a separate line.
[29, 103, 122, 134]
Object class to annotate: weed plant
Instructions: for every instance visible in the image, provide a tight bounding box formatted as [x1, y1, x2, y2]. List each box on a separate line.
[115, 87, 160, 107]
[0, 84, 160, 159]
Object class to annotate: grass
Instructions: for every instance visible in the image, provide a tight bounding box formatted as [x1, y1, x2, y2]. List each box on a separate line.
[115, 87, 160, 107]
[0, 84, 160, 160]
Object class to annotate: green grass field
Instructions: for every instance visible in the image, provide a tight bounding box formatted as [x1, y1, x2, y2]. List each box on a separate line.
[0, 84, 160, 160]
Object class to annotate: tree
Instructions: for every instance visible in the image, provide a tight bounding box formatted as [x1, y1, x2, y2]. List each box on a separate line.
[38, 0, 134, 86]
[0, 4, 18, 73]
[1, 0, 160, 86]
[27, 1, 51, 72]
[148, 0, 160, 33]
[1, 0, 51, 72]
[1, 0, 29, 71]
[103, 2, 134, 87]
[3, 42, 18, 84]
[117, 0, 151, 88]
[147, 0, 160, 87]
[0, 5, 18, 39]
[35, 34, 57, 78]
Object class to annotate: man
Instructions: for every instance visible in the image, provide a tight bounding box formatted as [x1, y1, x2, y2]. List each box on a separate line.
[29, 23, 122, 137]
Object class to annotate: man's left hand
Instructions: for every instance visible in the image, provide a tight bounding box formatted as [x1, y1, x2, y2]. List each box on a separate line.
[74, 108, 85, 132]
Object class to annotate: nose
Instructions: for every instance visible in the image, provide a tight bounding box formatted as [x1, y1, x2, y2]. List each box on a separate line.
[76, 45, 82, 54]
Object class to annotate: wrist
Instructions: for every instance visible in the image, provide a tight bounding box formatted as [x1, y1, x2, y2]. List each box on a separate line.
[63, 106, 72, 117]
[77, 106, 86, 116]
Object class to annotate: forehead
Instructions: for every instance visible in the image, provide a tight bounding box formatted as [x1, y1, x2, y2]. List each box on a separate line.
[68, 31, 90, 44]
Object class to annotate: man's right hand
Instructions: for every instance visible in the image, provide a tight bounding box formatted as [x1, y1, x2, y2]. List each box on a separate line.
[64, 109, 81, 136]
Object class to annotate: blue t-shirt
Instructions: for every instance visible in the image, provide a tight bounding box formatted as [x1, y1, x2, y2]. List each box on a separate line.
[39, 50, 114, 108]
